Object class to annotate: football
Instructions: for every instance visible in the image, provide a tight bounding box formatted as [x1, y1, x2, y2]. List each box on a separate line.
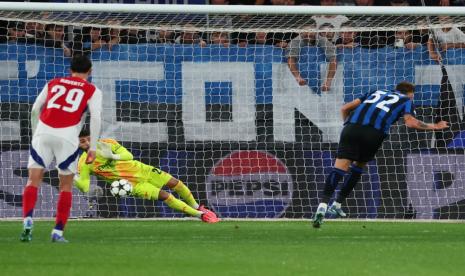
[110, 179, 132, 198]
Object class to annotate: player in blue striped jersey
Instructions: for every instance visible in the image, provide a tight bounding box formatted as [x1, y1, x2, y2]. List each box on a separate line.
[312, 81, 449, 228]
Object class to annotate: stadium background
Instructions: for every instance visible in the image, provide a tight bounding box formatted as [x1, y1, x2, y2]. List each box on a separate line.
[0, 43, 465, 219]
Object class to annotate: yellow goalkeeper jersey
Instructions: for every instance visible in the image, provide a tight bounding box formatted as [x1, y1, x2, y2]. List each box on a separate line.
[74, 138, 155, 193]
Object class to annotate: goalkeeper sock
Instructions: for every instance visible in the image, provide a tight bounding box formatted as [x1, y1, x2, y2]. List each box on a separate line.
[164, 194, 202, 217]
[54, 191, 72, 231]
[322, 168, 346, 203]
[336, 165, 363, 203]
[22, 185, 38, 218]
[172, 181, 199, 209]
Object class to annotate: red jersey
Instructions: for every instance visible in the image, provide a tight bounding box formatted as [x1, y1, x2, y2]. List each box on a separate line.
[40, 76, 97, 128]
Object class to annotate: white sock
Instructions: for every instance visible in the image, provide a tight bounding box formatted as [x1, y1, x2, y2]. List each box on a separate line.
[317, 203, 328, 212]
[23, 217, 33, 229]
[51, 229, 63, 237]
[332, 201, 342, 209]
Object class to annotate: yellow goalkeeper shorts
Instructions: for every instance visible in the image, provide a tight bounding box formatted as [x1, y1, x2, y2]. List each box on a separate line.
[131, 167, 172, 200]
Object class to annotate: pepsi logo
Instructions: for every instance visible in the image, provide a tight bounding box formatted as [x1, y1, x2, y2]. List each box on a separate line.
[206, 150, 293, 218]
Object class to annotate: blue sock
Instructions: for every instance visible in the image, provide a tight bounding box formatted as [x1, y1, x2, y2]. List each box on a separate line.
[322, 168, 346, 203]
[336, 165, 363, 203]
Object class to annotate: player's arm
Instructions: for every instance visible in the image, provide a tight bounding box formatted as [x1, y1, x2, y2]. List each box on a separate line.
[287, 57, 306, 86]
[112, 143, 133, 161]
[74, 154, 92, 193]
[286, 37, 307, 86]
[404, 114, 449, 130]
[427, 37, 441, 62]
[30, 84, 48, 134]
[322, 57, 337, 92]
[98, 139, 133, 161]
[318, 37, 337, 92]
[86, 88, 103, 163]
[340, 98, 362, 121]
[402, 98, 448, 130]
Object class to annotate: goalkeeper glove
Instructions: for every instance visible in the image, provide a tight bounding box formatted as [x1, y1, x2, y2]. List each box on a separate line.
[98, 142, 121, 160]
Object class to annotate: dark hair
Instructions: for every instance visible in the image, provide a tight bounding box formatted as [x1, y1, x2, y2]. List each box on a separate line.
[70, 55, 92, 73]
[395, 81, 415, 95]
[8, 21, 25, 30]
[45, 24, 64, 31]
[79, 129, 90, 137]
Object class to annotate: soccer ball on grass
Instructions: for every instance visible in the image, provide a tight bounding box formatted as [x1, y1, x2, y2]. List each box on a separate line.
[110, 179, 133, 198]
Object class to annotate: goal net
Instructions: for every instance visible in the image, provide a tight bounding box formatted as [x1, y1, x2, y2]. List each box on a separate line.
[1, 3, 465, 220]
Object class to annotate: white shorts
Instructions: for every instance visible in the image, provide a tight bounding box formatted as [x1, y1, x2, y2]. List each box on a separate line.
[28, 134, 80, 175]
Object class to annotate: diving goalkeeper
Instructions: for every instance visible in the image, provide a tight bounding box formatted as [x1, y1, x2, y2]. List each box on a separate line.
[74, 129, 219, 223]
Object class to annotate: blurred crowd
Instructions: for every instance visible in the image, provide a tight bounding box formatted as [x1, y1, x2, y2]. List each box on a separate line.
[1, 0, 464, 91]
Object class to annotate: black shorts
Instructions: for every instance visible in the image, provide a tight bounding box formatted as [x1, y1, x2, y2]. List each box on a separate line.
[336, 123, 386, 162]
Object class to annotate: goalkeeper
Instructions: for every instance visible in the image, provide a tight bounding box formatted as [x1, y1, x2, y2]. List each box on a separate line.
[74, 129, 219, 223]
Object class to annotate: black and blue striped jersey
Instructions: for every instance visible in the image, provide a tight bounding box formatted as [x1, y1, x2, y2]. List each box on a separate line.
[346, 90, 415, 134]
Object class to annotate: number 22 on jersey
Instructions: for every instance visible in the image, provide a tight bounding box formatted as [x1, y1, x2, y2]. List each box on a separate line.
[47, 84, 84, 113]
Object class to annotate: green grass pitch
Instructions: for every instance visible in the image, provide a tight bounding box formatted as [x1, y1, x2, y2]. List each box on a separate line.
[1, 220, 465, 276]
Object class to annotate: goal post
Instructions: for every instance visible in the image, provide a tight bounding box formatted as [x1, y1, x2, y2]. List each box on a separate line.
[0, 2, 465, 220]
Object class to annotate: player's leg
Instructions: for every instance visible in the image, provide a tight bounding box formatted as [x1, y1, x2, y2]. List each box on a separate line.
[133, 182, 200, 216]
[20, 168, 44, 242]
[313, 124, 361, 228]
[51, 173, 73, 243]
[312, 158, 351, 228]
[133, 182, 218, 223]
[328, 161, 366, 218]
[322, 125, 361, 205]
[335, 161, 366, 207]
[329, 125, 385, 218]
[157, 173, 219, 222]
[23, 169, 44, 218]
[21, 136, 53, 241]
[157, 190, 202, 217]
[164, 177, 200, 209]
[323, 158, 352, 203]
[159, 190, 219, 223]
[51, 140, 80, 243]
[146, 169, 200, 214]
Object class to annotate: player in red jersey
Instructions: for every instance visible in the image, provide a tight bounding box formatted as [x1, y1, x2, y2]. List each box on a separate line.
[20, 55, 102, 243]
